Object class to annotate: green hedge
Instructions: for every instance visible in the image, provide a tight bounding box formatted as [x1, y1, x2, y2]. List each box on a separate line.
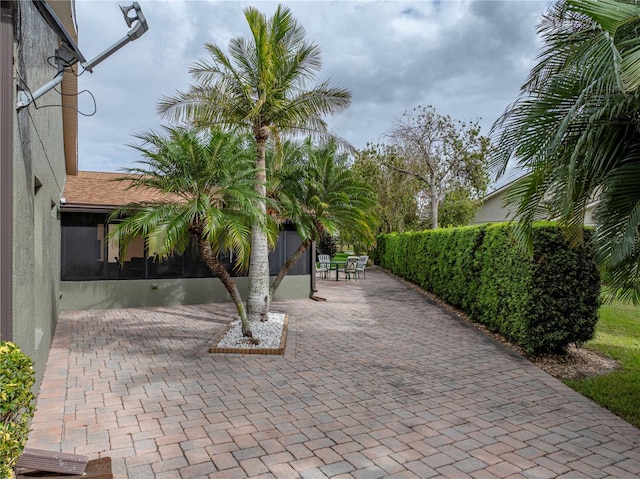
[373, 223, 601, 354]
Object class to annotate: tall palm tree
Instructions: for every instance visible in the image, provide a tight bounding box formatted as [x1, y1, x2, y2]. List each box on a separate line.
[108, 127, 259, 336]
[268, 139, 377, 296]
[490, 0, 640, 302]
[158, 5, 352, 320]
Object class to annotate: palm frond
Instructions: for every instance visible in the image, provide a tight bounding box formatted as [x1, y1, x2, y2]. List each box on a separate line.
[490, 0, 640, 297]
[109, 127, 263, 269]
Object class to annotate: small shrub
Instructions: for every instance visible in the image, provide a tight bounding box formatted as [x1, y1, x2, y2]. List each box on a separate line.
[317, 231, 337, 258]
[0, 342, 36, 478]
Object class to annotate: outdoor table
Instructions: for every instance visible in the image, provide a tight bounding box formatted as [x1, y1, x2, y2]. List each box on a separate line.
[329, 260, 346, 281]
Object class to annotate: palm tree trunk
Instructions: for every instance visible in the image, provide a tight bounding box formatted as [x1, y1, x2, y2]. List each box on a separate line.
[247, 134, 271, 321]
[198, 238, 253, 337]
[270, 239, 311, 297]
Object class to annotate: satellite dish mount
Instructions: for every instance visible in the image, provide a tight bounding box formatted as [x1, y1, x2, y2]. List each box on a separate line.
[17, 2, 149, 110]
[81, 2, 148, 73]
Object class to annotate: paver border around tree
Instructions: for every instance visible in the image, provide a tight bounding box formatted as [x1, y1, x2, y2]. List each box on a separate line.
[209, 315, 289, 355]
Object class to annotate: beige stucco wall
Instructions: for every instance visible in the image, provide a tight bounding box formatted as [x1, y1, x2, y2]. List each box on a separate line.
[60, 276, 312, 311]
[584, 203, 597, 227]
[473, 184, 600, 227]
[12, 1, 66, 385]
[471, 190, 514, 225]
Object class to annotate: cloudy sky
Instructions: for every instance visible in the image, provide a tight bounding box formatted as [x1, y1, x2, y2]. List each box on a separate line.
[74, 0, 549, 185]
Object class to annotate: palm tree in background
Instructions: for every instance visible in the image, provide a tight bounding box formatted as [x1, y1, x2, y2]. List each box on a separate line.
[109, 127, 259, 336]
[490, 0, 640, 302]
[267, 139, 377, 297]
[158, 4, 352, 320]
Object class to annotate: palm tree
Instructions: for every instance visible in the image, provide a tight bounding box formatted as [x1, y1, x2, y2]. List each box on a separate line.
[108, 127, 259, 336]
[158, 4, 352, 320]
[268, 139, 377, 297]
[490, 0, 640, 302]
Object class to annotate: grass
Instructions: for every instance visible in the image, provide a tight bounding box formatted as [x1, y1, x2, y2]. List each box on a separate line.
[564, 299, 640, 428]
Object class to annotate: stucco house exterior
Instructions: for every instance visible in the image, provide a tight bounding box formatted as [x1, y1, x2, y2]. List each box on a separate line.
[470, 181, 516, 225]
[1, 0, 149, 388]
[1, 0, 80, 387]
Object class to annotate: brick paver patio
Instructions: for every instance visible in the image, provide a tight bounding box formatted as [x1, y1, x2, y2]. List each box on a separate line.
[26, 268, 640, 478]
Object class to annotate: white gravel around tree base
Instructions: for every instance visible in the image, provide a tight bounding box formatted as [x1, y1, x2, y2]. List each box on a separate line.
[216, 312, 285, 349]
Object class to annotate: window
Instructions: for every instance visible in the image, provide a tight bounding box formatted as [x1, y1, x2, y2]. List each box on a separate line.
[61, 213, 107, 280]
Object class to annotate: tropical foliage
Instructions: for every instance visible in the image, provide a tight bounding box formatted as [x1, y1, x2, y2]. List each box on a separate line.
[268, 139, 377, 296]
[317, 231, 338, 257]
[158, 4, 352, 320]
[108, 127, 260, 336]
[490, 0, 640, 302]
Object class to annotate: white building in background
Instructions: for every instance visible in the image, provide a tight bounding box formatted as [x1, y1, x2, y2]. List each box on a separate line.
[471, 178, 598, 226]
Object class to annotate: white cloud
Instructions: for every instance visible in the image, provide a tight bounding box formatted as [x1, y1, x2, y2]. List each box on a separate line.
[74, 0, 548, 172]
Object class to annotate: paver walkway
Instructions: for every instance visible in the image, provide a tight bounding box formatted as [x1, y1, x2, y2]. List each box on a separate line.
[26, 268, 640, 478]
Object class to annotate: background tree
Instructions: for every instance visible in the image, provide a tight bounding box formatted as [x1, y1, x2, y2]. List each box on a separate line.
[490, 0, 640, 302]
[351, 144, 423, 233]
[387, 105, 491, 229]
[438, 186, 484, 228]
[268, 139, 376, 296]
[158, 4, 352, 320]
[109, 127, 258, 336]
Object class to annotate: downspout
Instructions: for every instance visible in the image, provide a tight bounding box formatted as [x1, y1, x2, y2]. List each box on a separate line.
[0, 1, 13, 341]
[310, 241, 317, 295]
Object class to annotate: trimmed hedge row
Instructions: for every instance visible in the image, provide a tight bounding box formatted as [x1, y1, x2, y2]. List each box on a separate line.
[373, 223, 601, 354]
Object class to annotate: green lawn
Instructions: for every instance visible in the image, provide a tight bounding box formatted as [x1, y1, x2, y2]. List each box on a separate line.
[564, 300, 640, 428]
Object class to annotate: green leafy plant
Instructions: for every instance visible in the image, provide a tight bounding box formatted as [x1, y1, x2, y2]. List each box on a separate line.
[0, 341, 36, 478]
[490, 0, 640, 303]
[317, 231, 338, 258]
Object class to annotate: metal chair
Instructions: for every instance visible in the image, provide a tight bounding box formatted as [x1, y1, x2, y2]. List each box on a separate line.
[339, 256, 359, 281]
[317, 254, 330, 279]
[356, 255, 369, 279]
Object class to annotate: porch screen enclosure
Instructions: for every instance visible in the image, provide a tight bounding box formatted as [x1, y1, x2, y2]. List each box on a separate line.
[61, 212, 310, 281]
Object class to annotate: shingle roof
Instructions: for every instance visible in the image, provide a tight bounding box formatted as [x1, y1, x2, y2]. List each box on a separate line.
[62, 171, 169, 210]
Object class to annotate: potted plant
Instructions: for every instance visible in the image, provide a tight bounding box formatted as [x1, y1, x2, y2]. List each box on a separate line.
[0, 341, 36, 478]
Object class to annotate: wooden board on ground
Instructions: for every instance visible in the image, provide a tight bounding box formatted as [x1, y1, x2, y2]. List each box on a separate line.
[17, 448, 88, 475]
[16, 456, 112, 478]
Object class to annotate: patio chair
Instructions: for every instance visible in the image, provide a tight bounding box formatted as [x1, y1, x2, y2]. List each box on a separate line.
[338, 256, 359, 281]
[316, 254, 331, 279]
[356, 255, 369, 279]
